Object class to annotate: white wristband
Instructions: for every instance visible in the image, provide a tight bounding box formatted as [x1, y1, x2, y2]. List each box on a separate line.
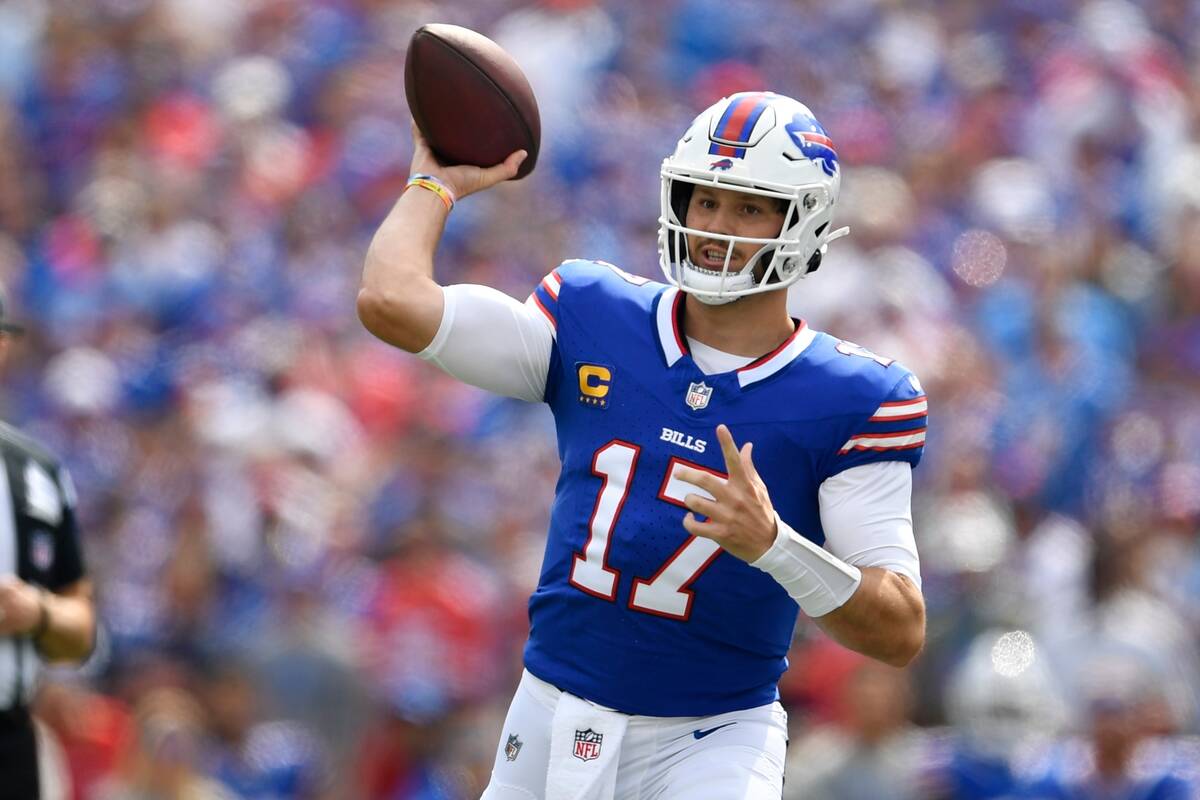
[750, 514, 863, 618]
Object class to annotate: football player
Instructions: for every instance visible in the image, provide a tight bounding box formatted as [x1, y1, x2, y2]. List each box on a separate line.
[359, 91, 927, 800]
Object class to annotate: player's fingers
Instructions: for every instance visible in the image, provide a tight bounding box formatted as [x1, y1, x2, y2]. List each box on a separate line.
[741, 442, 760, 479]
[682, 512, 717, 540]
[683, 493, 719, 520]
[480, 150, 527, 186]
[715, 424, 745, 480]
[673, 466, 725, 497]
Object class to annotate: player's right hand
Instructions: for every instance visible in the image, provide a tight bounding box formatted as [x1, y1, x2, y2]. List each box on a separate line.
[410, 121, 526, 201]
[677, 425, 779, 564]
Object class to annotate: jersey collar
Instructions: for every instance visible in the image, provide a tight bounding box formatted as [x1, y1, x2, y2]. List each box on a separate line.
[655, 286, 817, 387]
[734, 322, 816, 387]
[656, 286, 688, 367]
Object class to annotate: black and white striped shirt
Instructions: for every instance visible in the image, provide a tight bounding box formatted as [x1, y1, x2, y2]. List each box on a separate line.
[0, 422, 85, 708]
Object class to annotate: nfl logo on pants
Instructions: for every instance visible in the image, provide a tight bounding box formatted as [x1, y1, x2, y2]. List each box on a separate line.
[573, 728, 603, 761]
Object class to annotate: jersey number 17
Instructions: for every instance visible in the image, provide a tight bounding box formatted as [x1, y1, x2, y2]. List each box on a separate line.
[569, 440, 724, 622]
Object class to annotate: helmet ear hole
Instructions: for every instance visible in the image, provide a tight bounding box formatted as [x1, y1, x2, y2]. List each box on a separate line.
[670, 182, 693, 226]
[806, 250, 823, 274]
[667, 181, 695, 263]
[805, 222, 830, 274]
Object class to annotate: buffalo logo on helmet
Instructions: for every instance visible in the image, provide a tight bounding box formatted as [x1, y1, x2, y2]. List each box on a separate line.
[784, 113, 838, 177]
[709, 158, 734, 171]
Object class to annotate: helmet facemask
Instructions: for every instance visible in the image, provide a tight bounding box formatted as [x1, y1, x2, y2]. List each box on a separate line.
[656, 92, 848, 304]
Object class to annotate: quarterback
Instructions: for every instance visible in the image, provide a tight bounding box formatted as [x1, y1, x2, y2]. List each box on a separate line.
[359, 92, 927, 799]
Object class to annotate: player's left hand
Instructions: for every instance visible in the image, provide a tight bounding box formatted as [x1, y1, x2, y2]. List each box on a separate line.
[675, 424, 778, 563]
[0, 577, 41, 636]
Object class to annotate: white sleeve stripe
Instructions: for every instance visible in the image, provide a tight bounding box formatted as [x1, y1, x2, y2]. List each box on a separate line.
[541, 272, 561, 299]
[869, 398, 927, 420]
[839, 430, 926, 453]
[876, 396, 927, 409]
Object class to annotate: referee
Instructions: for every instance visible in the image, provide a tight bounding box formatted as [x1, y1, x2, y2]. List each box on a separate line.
[0, 292, 95, 799]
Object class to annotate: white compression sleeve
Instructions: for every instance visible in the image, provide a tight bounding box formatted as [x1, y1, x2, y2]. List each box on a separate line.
[750, 515, 863, 618]
[417, 284, 554, 402]
[818, 462, 921, 589]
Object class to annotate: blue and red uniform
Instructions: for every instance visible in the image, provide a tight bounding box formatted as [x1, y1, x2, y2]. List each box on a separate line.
[522, 261, 926, 716]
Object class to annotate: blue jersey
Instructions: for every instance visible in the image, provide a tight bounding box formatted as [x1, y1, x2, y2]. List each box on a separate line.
[523, 261, 927, 716]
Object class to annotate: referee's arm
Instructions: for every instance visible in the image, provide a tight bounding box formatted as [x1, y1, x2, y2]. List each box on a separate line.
[0, 577, 95, 663]
[0, 454, 97, 664]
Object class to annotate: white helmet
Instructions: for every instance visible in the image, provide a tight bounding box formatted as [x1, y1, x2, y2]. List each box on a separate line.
[658, 92, 848, 305]
[946, 630, 1067, 763]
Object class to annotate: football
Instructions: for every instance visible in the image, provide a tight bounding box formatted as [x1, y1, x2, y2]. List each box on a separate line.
[405, 23, 540, 180]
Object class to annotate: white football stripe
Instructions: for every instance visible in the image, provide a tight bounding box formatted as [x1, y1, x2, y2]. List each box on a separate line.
[870, 398, 928, 419]
[661, 468, 721, 505]
[839, 430, 926, 453]
[542, 272, 561, 299]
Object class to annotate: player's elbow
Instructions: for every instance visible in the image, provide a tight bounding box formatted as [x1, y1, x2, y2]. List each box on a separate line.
[882, 625, 925, 668]
[355, 286, 389, 334]
[885, 585, 926, 667]
[356, 286, 439, 353]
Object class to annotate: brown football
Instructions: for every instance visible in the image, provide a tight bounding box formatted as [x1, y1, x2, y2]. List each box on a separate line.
[405, 23, 540, 180]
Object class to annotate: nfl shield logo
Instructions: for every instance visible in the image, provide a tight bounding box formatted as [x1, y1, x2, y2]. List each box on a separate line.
[573, 728, 603, 762]
[31, 531, 54, 571]
[505, 733, 522, 762]
[685, 381, 713, 411]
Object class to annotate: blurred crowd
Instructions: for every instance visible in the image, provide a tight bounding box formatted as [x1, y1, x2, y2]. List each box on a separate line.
[0, 0, 1198, 797]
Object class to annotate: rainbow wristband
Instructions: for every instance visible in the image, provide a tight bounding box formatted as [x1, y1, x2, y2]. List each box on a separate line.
[406, 174, 456, 211]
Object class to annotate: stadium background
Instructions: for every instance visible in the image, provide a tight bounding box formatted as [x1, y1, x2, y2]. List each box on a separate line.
[0, 0, 1198, 796]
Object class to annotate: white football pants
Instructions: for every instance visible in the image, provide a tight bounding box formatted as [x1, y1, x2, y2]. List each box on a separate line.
[480, 670, 787, 800]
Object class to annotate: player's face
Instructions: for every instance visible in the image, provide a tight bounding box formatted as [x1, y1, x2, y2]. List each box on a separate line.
[684, 186, 787, 275]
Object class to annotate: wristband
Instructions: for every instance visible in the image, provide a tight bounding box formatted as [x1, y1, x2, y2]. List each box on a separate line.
[750, 514, 862, 617]
[406, 174, 456, 211]
[30, 588, 50, 640]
